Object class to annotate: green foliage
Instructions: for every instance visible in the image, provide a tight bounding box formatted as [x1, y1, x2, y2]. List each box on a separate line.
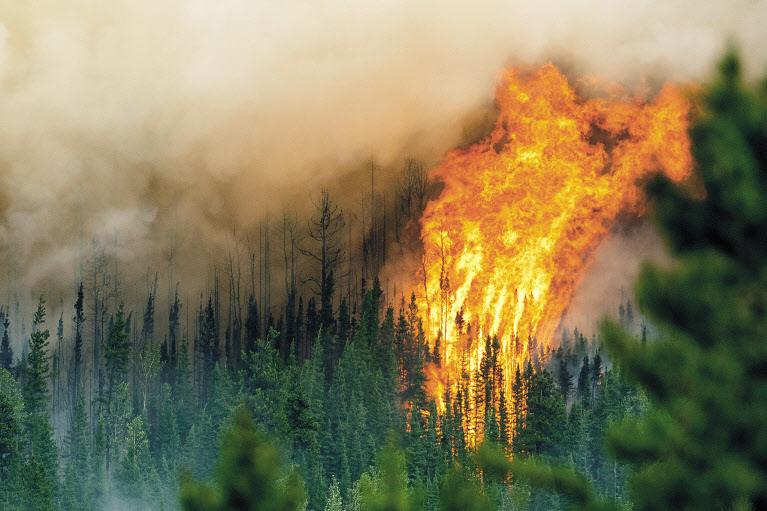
[438, 466, 493, 511]
[24, 294, 52, 417]
[22, 455, 55, 511]
[0, 384, 23, 506]
[0, 315, 12, 371]
[62, 394, 90, 510]
[181, 407, 306, 511]
[361, 436, 423, 511]
[23, 294, 59, 488]
[599, 50, 767, 511]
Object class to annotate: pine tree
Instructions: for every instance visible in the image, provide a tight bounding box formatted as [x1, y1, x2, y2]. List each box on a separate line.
[23, 294, 58, 488]
[91, 412, 106, 507]
[71, 283, 85, 414]
[168, 288, 182, 378]
[325, 476, 343, 511]
[378, 305, 398, 387]
[557, 357, 573, 404]
[498, 387, 510, 450]
[22, 455, 54, 511]
[406, 401, 427, 482]
[245, 294, 260, 354]
[600, 51, 767, 511]
[103, 303, 130, 473]
[591, 351, 602, 406]
[63, 394, 90, 509]
[577, 355, 591, 406]
[0, 316, 12, 371]
[0, 387, 23, 506]
[181, 407, 305, 511]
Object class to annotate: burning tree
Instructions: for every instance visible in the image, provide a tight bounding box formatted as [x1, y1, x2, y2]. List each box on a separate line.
[418, 63, 693, 444]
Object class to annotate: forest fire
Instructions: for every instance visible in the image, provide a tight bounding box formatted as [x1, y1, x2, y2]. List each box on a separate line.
[419, 63, 693, 413]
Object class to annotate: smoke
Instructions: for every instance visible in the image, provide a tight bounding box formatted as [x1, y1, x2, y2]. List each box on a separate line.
[559, 220, 671, 340]
[0, 0, 764, 307]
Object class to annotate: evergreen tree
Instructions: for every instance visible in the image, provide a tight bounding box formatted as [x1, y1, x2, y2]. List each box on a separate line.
[600, 51, 767, 511]
[325, 476, 343, 511]
[498, 387, 510, 450]
[0, 386, 23, 506]
[23, 294, 58, 487]
[406, 401, 427, 482]
[168, 288, 182, 377]
[103, 303, 130, 473]
[378, 305, 398, 386]
[361, 436, 421, 511]
[91, 413, 107, 506]
[181, 407, 305, 511]
[557, 357, 573, 404]
[71, 283, 85, 413]
[0, 316, 12, 371]
[22, 455, 55, 511]
[577, 355, 591, 406]
[63, 394, 90, 510]
[591, 351, 602, 406]
[245, 294, 260, 354]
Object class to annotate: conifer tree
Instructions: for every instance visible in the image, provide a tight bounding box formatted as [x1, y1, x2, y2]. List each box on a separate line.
[22, 455, 54, 511]
[600, 51, 767, 511]
[63, 394, 90, 509]
[577, 356, 591, 406]
[557, 357, 573, 404]
[245, 294, 260, 354]
[0, 316, 12, 371]
[591, 351, 602, 406]
[0, 387, 23, 506]
[23, 294, 58, 487]
[91, 412, 107, 506]
[71, 283, 85, 413]
[181, 407, 305, 511]
[498, 387, 510, 450]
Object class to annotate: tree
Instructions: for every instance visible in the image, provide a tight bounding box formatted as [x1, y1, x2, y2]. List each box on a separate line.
[0, 316, 12, 371]
[361, 435, 422, 511]
[70, 283, 85, 415]
[181, 407, 306, 511]
[0, 385, 23, 506]
[22, 455, 55, 511]
[300, 188, 345, 334]
[134, 342, 163, 413]
[557, 357, 573, 404]
[599, 51, 767, 511]
[62, 394, 90, 511]
[23, 294, 58, 484]
[325, 476, 343, 511]
[103, 303, 130, 473]
[577, 356, 591, 406]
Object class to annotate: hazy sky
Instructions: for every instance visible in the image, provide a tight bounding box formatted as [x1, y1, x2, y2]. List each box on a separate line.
[0, 0, 765, 301]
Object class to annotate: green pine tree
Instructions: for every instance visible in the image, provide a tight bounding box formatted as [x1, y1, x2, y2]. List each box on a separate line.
[600, 50, 767, 511]
[0, 316, 12, 371]
[180, 407, 306, 511]
[23, 294, 58, 489]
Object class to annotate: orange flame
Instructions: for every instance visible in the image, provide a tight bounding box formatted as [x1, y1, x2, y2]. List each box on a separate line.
[419, 63, 692, 418]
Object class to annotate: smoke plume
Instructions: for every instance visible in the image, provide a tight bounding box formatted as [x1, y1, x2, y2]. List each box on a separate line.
[0, 0, 764, 311]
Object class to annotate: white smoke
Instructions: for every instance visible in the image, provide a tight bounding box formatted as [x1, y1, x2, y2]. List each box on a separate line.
[0, 0, 764, 305]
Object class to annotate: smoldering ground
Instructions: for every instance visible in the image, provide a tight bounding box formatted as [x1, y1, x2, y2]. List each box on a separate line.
[0, 0, 765, 331]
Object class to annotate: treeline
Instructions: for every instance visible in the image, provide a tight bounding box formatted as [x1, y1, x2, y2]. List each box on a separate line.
[0, 259, 646, 511]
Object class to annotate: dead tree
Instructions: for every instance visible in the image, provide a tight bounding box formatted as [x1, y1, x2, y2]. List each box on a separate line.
[300, 188, 345, 333]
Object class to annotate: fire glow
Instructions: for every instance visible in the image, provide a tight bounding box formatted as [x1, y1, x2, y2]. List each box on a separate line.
[418, 63, 693, 420]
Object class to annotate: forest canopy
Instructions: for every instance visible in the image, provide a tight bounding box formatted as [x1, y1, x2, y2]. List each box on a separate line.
[1, 49, 767, 511]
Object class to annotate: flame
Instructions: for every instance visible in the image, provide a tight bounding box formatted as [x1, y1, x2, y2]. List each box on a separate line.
[419, 63, 692, 422]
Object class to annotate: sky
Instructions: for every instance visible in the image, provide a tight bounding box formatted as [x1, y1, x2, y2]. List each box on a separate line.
[0, 0, 765, 315]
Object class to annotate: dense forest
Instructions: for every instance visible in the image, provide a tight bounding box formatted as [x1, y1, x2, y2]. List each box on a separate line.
[2, 50, 767, 511]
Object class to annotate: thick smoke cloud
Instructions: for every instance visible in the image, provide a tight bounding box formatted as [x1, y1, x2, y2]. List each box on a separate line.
[0, 0, 764, 307]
